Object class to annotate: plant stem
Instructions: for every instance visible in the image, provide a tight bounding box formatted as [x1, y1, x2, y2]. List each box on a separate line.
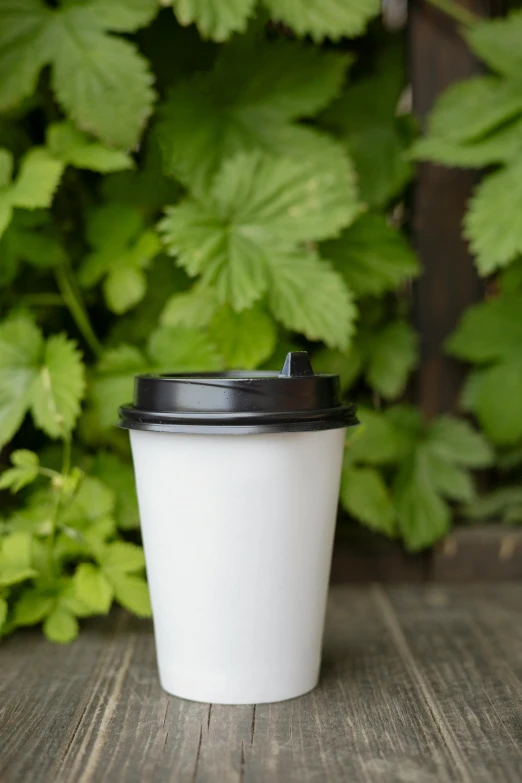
[425, 0, 481, 26]
[38, 467, 61, 480]
[45, 439, 71, 577]
[54, 262, 103, 358]
[62, 437, 71, 477]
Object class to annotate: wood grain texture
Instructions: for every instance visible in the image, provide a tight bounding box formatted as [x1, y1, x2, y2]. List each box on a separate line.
[385, 585, 522, 783]
[409, 0, 488, 416]
[1, 586, 522, 783]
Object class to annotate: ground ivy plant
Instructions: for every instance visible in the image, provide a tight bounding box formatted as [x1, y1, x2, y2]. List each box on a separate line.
[0, 0, 496, 643]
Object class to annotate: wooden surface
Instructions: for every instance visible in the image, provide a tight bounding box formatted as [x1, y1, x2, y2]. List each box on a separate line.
[409, 0, 487, 416]
[332, 525, 522, 583]
[2, 585, 522, 782]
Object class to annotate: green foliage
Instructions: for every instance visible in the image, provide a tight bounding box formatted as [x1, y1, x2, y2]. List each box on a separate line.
[447, 284, 522, 445]
[322, 214, 418, 297]
[465, 486, 522, 524]
[169, 0, 379, 44]
[319, 44, 414, 208]
[0, 0, 158, 148]
[412, 9, 522, 275]
[0, 314, 85, 446]
[157, 36, 350, 194]
[159, 150, 360, 348]
[1, 0, 493, 643]
[414, 8, 522, 515]
[341, 407, 492, 551]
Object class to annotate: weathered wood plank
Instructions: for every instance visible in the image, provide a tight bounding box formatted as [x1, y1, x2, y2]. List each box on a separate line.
[2, 586, 522, 783]
[384, 584, 522, 783]
[56, 614, 205, 783]
[244, 587, 455, 783]
[0, 615, 124, 783]
[431, 526, 522, 582]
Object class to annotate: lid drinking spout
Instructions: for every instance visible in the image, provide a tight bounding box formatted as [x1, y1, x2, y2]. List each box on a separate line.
[279, 352, 314, 378]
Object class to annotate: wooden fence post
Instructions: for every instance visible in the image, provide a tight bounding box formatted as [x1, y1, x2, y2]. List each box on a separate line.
[409, 0, 492, 418]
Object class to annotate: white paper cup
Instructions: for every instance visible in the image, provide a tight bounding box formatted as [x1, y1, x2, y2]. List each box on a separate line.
[120, 352, 357, 704]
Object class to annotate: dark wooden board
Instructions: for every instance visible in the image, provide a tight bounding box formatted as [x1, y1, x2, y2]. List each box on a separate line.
[332, 525, 522, 584]
[430, 526, 522, 582]
[409, 0, 488, 416]
[1, 585, 522, 783]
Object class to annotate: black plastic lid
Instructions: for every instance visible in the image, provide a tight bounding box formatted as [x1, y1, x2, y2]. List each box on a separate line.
[118, 351, 358, 435]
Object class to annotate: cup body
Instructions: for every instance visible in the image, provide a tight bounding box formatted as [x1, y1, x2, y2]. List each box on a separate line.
[129, 426, 346, 704]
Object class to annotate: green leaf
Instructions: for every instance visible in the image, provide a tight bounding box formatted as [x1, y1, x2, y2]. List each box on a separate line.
[90, 452, 139, 530]
[501, 260, 522, 294]
[60, 476, 115, 529]
[160, 200, 268, 311]
[0, 190, 13, 239]
[0, 0, 156, 149]
[312, 346, 363, 392]
[0, 463, 39, 493]
[0, 148, 13, 186]
[0, 314, 43, 447]
[110, 573, 152, 617]
[322, 214, 418, 297]
[102, 132, 181, 213]
[463, 361, 522, 445]
[447, 293, 522, 445]
[464, 160, 522, 275]
[465, 10, 522, 76]
[341, 463, 395, 535]
[11, 148, 64, 209]
[447, 294, 522, 363]
[160, 151, 360, 314]
[268, 251, 356, 350]
[104, 266, 147, 315]
[464, 486, 522, 522]
[161, 286, 219, 329]
[81, 0, 161, 33]
[43, 606, 79, 643]
[426, 416, 493, 468]
[262, 0, 380, 42]
[30, 333, 85, 439]
[171, 0, 256, 40]
[420, 449, 474, 502]
[319, 46, 412, 206]
[0, 451, 39, 495]
[410, 118, 522, 168]
[47, 122, 133, 173]
[0, 597, 7, 631]
[14, 589, 54, 626]
[73, 563, 113, 614]
[426, 76, 522, 144]
[99, 541, 145, 574]
[0, 211, 66, 275]
[12, 449, 39, 468]
[157, 38, 350, 192]
[0, 531, 37, 586]
[147, 325, 224, 371]
[59, 578, 96, 618]
[345, 407, 404, 466]
[92, 345, 149, 429]
[210, 305, 276, 369]
[212, 151, 357, 244]
[51, 6, 155, 149]
[394, 456, 451, 552]
[365, 321, 418, 399]
[0, 0, 53, 112]
[81, 204, 159, 313]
